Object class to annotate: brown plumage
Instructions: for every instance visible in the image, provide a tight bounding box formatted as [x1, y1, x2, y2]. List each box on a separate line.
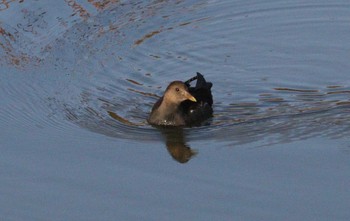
[148, 72, 213, 126]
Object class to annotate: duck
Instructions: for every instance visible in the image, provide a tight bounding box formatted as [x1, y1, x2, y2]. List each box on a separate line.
[148, 72, 213, 126]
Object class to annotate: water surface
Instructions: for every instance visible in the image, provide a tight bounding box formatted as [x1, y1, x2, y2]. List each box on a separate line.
[1, 0, 350, 220]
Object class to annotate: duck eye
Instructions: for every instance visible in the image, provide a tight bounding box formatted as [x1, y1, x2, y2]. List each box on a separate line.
[175, 88, 180, 92]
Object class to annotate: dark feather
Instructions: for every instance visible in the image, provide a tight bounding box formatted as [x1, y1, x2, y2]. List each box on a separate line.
[181, 72, 213, 126]
[148, 73, 213, 126]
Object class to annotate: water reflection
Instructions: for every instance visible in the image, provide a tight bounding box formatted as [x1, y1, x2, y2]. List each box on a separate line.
[108, 110, 196, 163]
[158, 127, 197, 163]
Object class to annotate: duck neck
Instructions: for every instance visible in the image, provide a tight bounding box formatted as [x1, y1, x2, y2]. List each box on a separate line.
[158, 99, 180, 118]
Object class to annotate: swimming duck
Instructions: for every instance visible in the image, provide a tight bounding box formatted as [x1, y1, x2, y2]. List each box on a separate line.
[148, 72, 213, 126]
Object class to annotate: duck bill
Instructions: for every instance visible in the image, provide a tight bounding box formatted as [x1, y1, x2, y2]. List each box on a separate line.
[185, 93, 197, 102]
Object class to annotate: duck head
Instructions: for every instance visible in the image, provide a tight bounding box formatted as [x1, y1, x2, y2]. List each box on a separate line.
[163, 81, 197, 104]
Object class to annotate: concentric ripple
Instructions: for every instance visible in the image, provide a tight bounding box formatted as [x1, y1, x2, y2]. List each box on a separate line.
[1, 0, 350, 147]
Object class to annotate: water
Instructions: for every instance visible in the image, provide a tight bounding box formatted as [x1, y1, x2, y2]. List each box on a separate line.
[1, 0, 350, 220]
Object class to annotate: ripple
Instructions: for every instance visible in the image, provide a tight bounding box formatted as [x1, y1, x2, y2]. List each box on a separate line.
[0, 70, 79, 139]
[1, 0, 350, 148]
[47, 79, 350, 148]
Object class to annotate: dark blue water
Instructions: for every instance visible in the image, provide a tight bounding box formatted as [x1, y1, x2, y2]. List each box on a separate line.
[1, 0, 350, 220]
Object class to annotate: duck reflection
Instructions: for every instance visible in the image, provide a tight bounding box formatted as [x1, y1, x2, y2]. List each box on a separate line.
[107, 111, 196, 163]
[156, 126, 197, 163]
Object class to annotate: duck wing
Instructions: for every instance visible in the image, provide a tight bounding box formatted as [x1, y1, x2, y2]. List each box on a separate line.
[185, 72, 213, 106]
[181, 72, 213, 125]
